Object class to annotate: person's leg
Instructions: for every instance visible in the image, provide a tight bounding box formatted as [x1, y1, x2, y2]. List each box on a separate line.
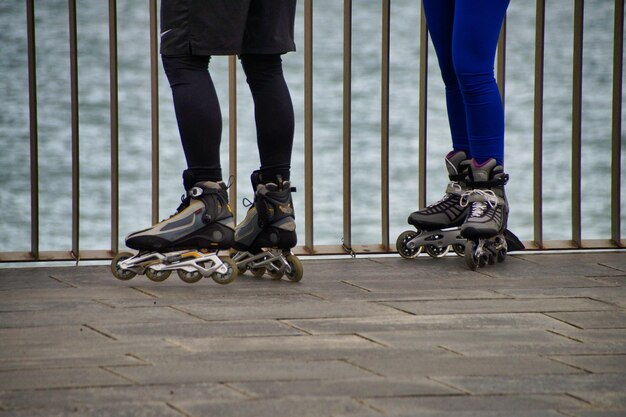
[240, 53, 294, 183]
[162, 54, 223, 188]
[452, 0, 510, 165]
[422, 0, 470, 155]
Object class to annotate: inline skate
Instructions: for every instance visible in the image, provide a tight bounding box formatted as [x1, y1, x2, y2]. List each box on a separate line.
[111, 178, 238, 285]
[231, 171, 303, 282]
[396, 151, 470, 259]
[460, 158, 514, 270]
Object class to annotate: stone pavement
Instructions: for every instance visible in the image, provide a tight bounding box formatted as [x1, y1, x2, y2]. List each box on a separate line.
[0, 251, 625, 417]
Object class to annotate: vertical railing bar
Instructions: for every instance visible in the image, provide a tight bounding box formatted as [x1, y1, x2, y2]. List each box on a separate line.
[342, 0, 352, 251]
[109, 0, 119, 254]
[571, 0, 584, 247]
[304, 0, 314, 252]
[68, 0, 80, 259]
[611, 0, 624, 246]
[533, 0, 546, 248]
[418, 4, 428, 209]
[380, 0, 390, 251]
[149, 0, 159, 225]
[497, 15, 506, 107]
[26, 0, 39, 259]
[228, 55, 238, 221]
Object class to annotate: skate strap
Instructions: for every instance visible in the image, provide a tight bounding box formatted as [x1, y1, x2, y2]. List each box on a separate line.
[467, 173, 509, 189]
[449, 173, 466, 182]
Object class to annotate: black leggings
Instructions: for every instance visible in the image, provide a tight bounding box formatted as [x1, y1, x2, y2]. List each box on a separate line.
[162, 54, 294, 187]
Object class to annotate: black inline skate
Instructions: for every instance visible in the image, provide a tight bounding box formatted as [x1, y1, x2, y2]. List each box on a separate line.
[231, 171, 303, 282]
[396, 151, 470, 259]
[460, 158, 513, 270]
[110, 177, 237, 285]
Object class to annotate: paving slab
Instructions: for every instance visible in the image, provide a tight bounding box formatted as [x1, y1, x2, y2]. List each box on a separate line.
[0, 382, 244, 411]
[546, 311, 626, 329]
[364, 394, 588, 415]
[380, 298, 614, 315]
[173, 396, 383, 417]
[432, 373, 626, 395]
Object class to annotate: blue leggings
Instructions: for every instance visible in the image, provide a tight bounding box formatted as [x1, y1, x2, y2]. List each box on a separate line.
[423, 0, 510, 165]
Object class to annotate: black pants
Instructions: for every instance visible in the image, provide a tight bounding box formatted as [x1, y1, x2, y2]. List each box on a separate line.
[162, 54, 294, 188]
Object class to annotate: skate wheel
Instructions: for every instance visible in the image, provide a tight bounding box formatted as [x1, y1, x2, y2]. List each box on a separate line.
[425, 245, 449, 258]
[497, 248, 507, 262]
[146, 267, 171, 282]
[178, 268, 202, 284]
[285, 254, 303, 282]
[212, 256, 237, 285]
[488, 254, 496, 265]
[464, 241, 478, 271]
[452, 244, 465, 257]
[111, 252, 137, 280]
[248, 267, 265, 278]
[396, 230, 423, 259]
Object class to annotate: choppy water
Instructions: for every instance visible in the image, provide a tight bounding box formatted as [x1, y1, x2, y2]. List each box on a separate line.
[1, 0, 624, 253]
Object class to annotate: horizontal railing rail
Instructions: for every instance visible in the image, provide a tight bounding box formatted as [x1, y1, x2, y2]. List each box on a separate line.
[1, 0, 624, 263]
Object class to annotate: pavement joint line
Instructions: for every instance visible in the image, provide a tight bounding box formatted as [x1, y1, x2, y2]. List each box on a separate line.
[277, 319, 314, 335]
[542, 356, 593, 374]
[125, 353, 151, 364]
[426, 376, 473, 395]
[546, 329, 585, 344]
[541, 313, 585, 330]
[556, 409, 581, 417]
[584, 296, 625, 309]
[598, 262, 626, 273]
[354, 333, 390, 348]
[130, 286, 159, 299]
[340, 280, 372, 293]
[338, 358, 386, 378]
[220, 382, 258, 399]
[48, 275, 77, 288]
[164, 338, 195, 352]
[437, 345, 465, 356]
[301, 291, 326, 300]
[83, 324, 118, 341]
[98, 365, 140, 385]
[167, 305, 211, 322]
[92, 298, 116, 309]
[563, 392, 594, 406]
[353, 397, 386, 416]
[165, 401, 194, 417]
[375, 302, 416, 316]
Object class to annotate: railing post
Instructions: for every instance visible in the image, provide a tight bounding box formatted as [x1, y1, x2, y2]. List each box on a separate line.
[611, 0, 624, 247]
[381, 0, 390, 251]
[68, 0, 80, 260]
[342, 0, 353, 253]
[571, 0, 584, 247]
[26, 0, 39, 260]
[304, 0, 314, 253]
[149, 0, 159, 225]
[533, 0, 546, 249]
[229, 55, 238, 221]
[109, 0, 119, 254]
[418, 3, 428, 209]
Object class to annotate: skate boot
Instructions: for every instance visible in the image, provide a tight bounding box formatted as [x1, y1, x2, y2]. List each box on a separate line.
[396, 151, 470, 259]
[231, 171, 303, 282]
[460, 158, 509, 270]
[110, 180, 238, 285]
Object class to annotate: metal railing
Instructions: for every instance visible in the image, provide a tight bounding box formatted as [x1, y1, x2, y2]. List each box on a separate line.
[2, 0, 624, 263]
